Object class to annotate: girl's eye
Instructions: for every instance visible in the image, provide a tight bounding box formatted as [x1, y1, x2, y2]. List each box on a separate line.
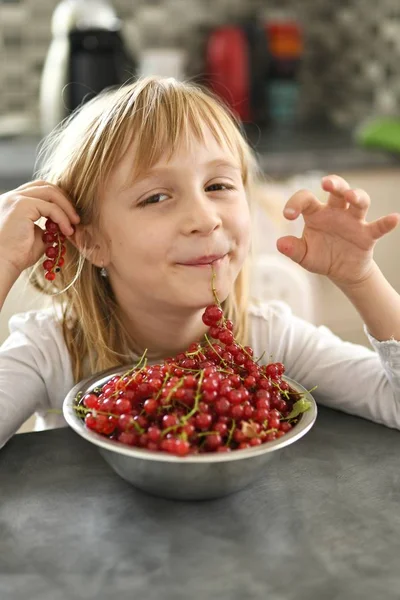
[138, 184, 234, 207]
[139, 193, 169, 207]
[206, 183, 234, 192]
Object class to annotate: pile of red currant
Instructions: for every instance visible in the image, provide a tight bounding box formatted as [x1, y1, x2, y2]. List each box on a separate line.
[74, 304, 311, 456]
[42, 219, 66, 281]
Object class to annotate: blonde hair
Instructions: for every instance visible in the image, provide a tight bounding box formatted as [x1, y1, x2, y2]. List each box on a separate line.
[29, 76, 262, 383]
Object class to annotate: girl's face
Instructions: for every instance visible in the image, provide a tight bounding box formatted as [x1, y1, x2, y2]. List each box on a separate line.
[99, 126, 251, 312]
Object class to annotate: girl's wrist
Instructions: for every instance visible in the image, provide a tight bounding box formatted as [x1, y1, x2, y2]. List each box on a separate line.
[0, 256, 21, 282]
[328, 261, 379, 294]
[0, 258, 21, 311]
[330, 262, 400, 342]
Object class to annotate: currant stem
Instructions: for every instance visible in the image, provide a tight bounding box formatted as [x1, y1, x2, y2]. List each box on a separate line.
[204, 333, 228, 369]
[226, 420, 236, 447]
[55, 233, 63, 269]
[197, 430, 219, 437]
[210, 266, 221, 309]
[182, 370, 205, 423]
[155, 373, 171, 400]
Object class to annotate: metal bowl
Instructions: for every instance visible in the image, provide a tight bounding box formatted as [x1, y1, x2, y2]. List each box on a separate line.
[63, 366, 317, 500]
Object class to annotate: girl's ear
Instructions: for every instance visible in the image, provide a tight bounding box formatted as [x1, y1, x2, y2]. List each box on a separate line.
[68, 224, 109, 268]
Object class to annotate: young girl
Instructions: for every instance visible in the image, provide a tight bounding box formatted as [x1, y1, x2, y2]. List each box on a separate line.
[0, 76, 400, 450]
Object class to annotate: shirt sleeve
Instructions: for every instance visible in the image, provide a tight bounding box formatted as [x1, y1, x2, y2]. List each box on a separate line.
[251, 301, 400, 430]
[0, 309, 74, 449]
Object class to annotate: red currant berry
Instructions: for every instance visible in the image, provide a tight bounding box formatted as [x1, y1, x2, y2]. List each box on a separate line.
[215, 397, 231, 416]
[218, 329, 234, 345]
[118, 431, 138, 446]
[117, 413, 135, 432]
[209, 326, 221, 339]
[114, 398, 132, 415]
[279, 422, 292, 433]
[244, 375, 256, 389]
[205, 434, 222, 450]
[143, 398, 158, 415]
[217, 446, 231, 452]
[254, 408, 270, 423]
[202, 305, 223, 326]
[265, 364, 280, 379]
[83, 393, 99, 409]
[42, 231, 56, 244]
[85, 413, 97, 430]
[174, 439, 190, 456]
[249, 437, 262, 447]
[45, 246, 58, 259]
[45, 220, 59, 233]
[195, 413, 212, 430]
[43, 259, 55, 271]
[214, 421, 228, 436]
[230, 405, 244, 420]
[162, 414, 178, 429]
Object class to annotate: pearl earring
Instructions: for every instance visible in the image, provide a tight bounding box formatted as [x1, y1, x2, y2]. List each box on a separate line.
[100, 262, 107, 277]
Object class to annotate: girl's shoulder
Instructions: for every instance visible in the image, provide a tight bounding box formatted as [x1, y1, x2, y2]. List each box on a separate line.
[5, 305, 68, 349]
[2, 307, 75, 421]
[8, 304, 63, 329]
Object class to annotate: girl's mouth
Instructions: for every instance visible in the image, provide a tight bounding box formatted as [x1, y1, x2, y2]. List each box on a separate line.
[178, 254, 227, 268]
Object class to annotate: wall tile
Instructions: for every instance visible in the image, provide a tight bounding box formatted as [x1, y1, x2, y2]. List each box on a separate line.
[0, 0, 399, 130]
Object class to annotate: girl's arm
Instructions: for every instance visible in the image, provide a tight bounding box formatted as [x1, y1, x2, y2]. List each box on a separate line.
[250, 302, 400, 430]
[0, 258, 19, 312]
[336, 263, 400, 342]
[0, 310, 73, 449]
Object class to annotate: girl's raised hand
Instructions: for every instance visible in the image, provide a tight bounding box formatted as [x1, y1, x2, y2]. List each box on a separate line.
[277, 174, 400, 286]
[0, 180, 80, 277]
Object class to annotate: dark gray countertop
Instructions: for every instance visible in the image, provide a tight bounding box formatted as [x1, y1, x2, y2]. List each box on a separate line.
[246, 124, 400, 177]
[1, 406, 400, 600]
[0, 126, 398, 191]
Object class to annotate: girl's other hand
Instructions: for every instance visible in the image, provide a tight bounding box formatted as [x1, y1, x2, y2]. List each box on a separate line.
[0, 180, 80, 277]
[277, 174, 400, 287]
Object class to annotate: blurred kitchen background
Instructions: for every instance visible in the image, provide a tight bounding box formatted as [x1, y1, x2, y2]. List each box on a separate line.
[1, 0, 400, 372]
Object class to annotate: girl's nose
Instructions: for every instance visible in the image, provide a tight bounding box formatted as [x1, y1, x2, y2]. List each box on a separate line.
[181, 191, 222, 236]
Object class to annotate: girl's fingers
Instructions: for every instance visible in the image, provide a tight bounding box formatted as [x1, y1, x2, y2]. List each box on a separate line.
[14, 181, 80, 225]
[322, 174, 351, 209]
[13, 180, 44, 191]
[15, 197, 76, 237]
[36, 198, 77, 236]
[276, 235, 307, 264]
[323, 176, 372, 220]
[345, 188, 371, 220]
[368, 213, 400, 240]
[283, 189, 321, 219]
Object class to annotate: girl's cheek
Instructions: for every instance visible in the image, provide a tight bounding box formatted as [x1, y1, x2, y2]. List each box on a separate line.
[235, 206, 251, 231]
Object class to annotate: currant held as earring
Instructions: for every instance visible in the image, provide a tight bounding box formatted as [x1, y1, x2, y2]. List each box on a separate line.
[42, 218, 66, 281]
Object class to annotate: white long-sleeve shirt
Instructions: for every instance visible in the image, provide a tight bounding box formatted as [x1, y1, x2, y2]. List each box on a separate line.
[1, 301, 400, 449]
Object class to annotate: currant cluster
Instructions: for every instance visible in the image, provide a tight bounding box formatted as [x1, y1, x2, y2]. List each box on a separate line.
[42, 218, 66, 281]
[74, 304, 310, 456]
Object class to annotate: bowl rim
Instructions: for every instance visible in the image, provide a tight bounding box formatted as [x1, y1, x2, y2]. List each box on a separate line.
[62, 366, 317, 464]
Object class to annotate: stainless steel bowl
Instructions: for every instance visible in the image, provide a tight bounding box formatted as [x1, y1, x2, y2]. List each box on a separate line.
[63, 366, 317, 500]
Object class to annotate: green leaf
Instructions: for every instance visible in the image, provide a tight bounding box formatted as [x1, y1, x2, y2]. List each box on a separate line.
[286, 398, 312, 420]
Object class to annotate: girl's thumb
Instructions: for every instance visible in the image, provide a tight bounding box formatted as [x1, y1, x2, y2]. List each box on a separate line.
[276, 235, 306, 265]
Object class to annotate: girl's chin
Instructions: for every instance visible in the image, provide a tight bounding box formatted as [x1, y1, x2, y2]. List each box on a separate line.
[171, 260, 236, 307]
[176, 280, 231, 309]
